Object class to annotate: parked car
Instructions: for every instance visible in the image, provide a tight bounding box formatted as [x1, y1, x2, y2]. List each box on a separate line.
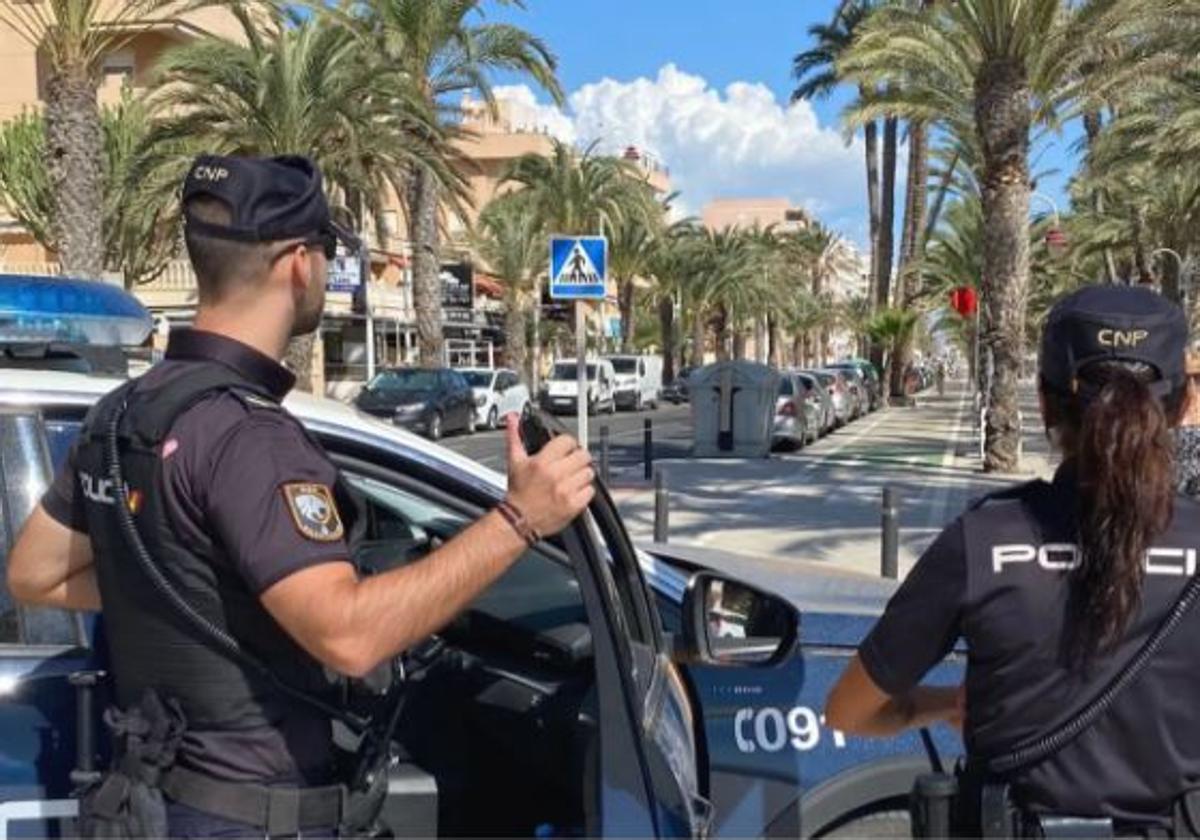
[835, 367, 869, 420]
[459, 367, 531, 430]
[0, 279, 967, 840]
[606, 354, 663, 411]
[539, 359, 617, 415]
[806, 369, 853, 427]
[662, 366, 695, 405]
[355, 367, 476, 440]
[829, 360, 883, 412]
[773, 372, 813, 451]
[795, 371, 836, 436]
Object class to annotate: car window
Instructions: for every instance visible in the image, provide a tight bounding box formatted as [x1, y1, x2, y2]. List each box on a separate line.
[0, 412, 85, 647]
[777, 378, 794, 396]
[341, 469, 589, 652]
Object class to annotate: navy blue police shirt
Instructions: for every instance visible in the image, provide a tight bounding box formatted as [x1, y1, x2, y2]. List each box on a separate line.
[42, 329, 353, 785]
[860, 465, 1200, 826]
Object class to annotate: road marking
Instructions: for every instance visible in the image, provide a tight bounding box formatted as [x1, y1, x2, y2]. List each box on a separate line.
[922, 386, 972, 555]
[797, 407, 894, 472]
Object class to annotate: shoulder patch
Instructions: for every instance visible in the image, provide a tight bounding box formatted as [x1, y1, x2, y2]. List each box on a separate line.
[281, 482, 344, 542]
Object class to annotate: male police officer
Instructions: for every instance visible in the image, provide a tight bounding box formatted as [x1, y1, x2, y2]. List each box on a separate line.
[7, 155, 595, 837]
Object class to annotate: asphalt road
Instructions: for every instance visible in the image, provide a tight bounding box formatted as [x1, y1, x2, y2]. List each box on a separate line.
[440, 402, 694, 474]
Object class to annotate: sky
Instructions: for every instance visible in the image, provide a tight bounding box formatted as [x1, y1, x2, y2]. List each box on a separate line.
[484, 0, 1082, 250]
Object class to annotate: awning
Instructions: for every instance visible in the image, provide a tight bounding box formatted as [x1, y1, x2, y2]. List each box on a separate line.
[474, 272, 505, 298]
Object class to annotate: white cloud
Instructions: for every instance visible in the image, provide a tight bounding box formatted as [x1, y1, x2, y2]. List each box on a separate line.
[495, 65, 872, 244]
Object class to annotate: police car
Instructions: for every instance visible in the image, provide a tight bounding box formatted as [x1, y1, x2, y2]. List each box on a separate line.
[0, 276, 962, 838]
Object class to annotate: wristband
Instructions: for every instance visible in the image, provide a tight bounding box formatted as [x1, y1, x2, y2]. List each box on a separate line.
[496, 499, 541, 547]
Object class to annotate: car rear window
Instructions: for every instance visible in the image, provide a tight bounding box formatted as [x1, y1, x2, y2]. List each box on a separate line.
[778, 378, 794, 396]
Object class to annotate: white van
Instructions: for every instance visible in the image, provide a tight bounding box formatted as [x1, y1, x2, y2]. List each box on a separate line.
[540, 358, 617, 415]
[606, 354, 663, 411]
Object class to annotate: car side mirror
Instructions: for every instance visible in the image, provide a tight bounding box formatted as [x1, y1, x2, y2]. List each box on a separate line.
[678, 572, 799, 667]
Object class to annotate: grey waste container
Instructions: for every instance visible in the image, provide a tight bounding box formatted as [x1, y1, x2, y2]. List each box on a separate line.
[689, 361, 780, 458]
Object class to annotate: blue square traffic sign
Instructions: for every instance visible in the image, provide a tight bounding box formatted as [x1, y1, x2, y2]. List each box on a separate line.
[549, 236, 607, 300]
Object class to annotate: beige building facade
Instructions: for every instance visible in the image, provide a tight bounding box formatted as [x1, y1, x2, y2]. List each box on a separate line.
[0, 10, 671, 395]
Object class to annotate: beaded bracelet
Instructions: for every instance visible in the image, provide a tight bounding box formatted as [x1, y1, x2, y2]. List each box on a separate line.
[496, 499, 541, 547]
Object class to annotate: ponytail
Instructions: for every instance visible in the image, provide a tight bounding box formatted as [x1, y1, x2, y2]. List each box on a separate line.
[1044, 362, 1185, 659]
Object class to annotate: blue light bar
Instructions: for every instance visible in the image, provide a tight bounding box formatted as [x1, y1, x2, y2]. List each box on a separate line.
[0, 274, 152, 347]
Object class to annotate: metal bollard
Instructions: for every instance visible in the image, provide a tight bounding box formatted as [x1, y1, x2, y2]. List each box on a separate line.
[654, 468, 669, 543]
[881, 486, 900, 579]
[599, 425, 611, 484]
[643, 418, 653, 481]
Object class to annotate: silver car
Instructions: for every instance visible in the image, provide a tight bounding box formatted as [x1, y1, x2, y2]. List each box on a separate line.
[773, 372, 814, 450]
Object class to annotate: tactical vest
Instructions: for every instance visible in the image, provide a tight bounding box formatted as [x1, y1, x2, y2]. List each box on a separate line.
[75, 362, 358, 731]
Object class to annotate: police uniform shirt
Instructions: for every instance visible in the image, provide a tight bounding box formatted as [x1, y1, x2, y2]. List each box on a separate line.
[860, 466, 1200, 826]
[42, 329, 352, 784]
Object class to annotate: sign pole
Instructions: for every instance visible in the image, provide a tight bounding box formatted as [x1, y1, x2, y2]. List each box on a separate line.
[576, 300, 588, 451]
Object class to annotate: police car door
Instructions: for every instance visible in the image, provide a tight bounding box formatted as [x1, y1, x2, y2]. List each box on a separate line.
[0, 409, 93, 838]
[563, 482, 710, 838]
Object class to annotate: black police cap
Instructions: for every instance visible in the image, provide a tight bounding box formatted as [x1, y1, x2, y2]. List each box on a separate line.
[182, 154, 358, 249]
[1040, 284, 1187, 397]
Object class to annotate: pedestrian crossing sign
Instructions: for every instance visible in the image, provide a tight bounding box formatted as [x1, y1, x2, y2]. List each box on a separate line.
[549, 235, 607, 300]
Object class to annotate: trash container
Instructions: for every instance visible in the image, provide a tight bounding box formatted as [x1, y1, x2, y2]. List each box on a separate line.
[690, 361, 780, 458]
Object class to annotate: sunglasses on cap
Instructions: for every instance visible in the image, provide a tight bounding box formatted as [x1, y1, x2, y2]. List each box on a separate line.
[273, 228, 338, 263]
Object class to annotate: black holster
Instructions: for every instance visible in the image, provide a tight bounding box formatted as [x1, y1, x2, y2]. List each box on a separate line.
[76, 689, 185, 839]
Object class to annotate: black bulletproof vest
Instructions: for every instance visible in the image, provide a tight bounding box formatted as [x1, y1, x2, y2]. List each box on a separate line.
[75, 362, 355, 731]
[959, 477, 1200, 822]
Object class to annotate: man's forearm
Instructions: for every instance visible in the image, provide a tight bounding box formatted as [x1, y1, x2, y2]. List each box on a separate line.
[337, 509, 530, 674]
[29, 567, 102, 613]
[862, 686, 959, 736]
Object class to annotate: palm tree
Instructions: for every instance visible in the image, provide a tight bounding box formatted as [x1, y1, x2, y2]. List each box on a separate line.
[137, 5, 449, 390]
[471, 193, 543, 383]
[0, 93, 178, 286]
[867, 308, 919, 405]
[792, 1, 885, 294]
[362, 0, 564, 367]
[608, 213, 660, 353]
[838, 0, 1159, 471]
[504, 139, 659, 360]
[0, 0, 184, 276]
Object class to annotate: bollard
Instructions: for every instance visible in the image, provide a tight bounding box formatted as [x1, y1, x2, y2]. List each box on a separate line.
[654, 468, 669, 543]
[599, 425, 611, 484]
[643, 418, 653, 481]
[881, 486, 900, 579]
[69, 670, 102, 785]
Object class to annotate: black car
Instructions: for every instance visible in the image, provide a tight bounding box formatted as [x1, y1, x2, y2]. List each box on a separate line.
[355, 367, 476, 440]
[662, 366, 695, 404]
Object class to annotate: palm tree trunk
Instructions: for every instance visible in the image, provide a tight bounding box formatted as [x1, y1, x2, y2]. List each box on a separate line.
[505, 289, 528, 381]
[871, 115, 899, 372]
[619, 278, 636, 352]
[977, 59, 1033, 473]
[1131, 207, 1153, 284]
[891, 119, 929, 398]
[690, 309, 706, 367]
[658, 297, 676, 383]
[715, 308, 731, 362]
[408, 167, 444, 366]
[44, 70, 104, 277]
[768, 314, 783, 367]
[1083, 110, 1120, 284]
[792, 334, 804, 367]
[754, 317, 766, 364]
[862, 107, 881, 292]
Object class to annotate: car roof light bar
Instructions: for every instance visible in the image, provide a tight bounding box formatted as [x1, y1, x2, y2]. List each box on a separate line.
[0, 274, 152, 347]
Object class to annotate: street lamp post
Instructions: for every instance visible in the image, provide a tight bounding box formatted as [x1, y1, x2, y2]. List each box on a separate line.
[1150, 247, 1191, 308]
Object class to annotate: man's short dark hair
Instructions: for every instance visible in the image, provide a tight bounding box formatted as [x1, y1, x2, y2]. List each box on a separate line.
[183, 196, 280, 302]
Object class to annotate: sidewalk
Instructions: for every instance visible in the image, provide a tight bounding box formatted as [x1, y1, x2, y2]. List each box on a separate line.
[614, 381, 1056, 578]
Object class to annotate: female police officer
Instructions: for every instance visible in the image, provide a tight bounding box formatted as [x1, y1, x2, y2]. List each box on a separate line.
[826, 285, 1200, 834]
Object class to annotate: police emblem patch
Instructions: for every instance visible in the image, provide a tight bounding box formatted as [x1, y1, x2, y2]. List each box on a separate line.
[281, 483, 344, 542]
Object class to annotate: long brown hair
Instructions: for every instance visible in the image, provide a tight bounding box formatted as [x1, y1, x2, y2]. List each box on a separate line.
[1042, 361, 1187, 659]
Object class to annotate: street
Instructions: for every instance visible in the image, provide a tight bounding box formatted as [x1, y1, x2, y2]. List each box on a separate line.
[442, 402, 694, 473]
[444, 381, 1054, 579]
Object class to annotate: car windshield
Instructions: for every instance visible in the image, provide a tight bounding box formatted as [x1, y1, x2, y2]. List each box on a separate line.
[368, 370, 439, 391]
[778, 378, 794, 396]
[552, 363, 596, 380]
[609, 358, 637, 373]
[461, 370, 493, 388]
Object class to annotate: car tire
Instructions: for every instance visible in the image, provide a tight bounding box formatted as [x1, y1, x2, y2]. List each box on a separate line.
[466, 413, 477, 435]
[607, 399, 616, 415]
[635, 393, 644, 412]
[588, 400, 597, 417]
[823, 810, 911, 839]
[428, 412, 443, 441]
[487, 406, 499, 431]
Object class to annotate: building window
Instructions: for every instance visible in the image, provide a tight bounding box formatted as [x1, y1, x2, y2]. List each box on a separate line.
[102, 51, 135, 86]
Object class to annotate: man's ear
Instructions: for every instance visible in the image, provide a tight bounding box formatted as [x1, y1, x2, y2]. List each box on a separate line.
[287, 242, 313, 294]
